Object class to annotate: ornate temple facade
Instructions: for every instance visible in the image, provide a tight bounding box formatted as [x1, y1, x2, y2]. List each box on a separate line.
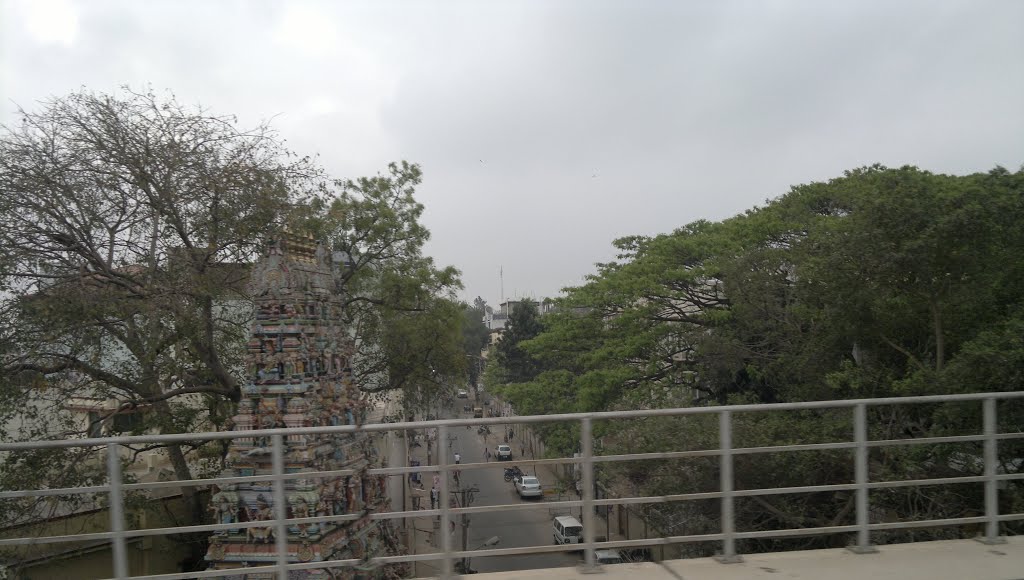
[205, 234, 403, 579]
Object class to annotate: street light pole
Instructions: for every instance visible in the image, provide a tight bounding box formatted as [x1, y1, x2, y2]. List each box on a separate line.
[461, 494, 469, 572]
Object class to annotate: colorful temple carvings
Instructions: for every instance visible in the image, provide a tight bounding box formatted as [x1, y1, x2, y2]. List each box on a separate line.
[205, 234, 402, 579]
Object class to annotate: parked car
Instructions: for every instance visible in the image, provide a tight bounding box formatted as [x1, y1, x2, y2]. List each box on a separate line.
[514, 475, 542, 498]
[496, 444, 512, 460]
[457, 390, 468, 398]
[595, 550, 623, 564]
[553, 515, 583, 545]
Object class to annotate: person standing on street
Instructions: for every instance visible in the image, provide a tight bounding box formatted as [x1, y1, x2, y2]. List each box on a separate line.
[484, 448, 491, 462]
[454, 452, 461, 465]
[431, 487, 439, 509]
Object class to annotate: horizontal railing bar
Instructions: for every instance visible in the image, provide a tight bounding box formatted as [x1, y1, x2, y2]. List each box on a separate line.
[0, 507, 412, 546]
[5, 436, 1003, 502]
[867, 434, 985, 447]
[5, 391, 1024, 452]
[0, 484, 112, 499]
[596, 471, 1024, 506]
[602, 532, 726, 545]
[594, 491, 725, 505]
[1, 460, 517, 501]
[4, 391, 1022, 579]
[733, 483, 858, 496]
[733, 441, 858, 455]
[867, 475, 988, 489]
[594, 449, 724, 462]
[869, 516, 988, 530]
[0, 469, 364, 500]
[10, 472, 1024, 548]
[735, 524, 859, 539]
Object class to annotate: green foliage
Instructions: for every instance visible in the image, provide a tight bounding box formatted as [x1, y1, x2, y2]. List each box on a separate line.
[292, 161, 466, 411]
[0, 89, 464, 539]
[460, 298, 490, 386]
[487, 164, 1024, 550]
[494, 301, 544, 384]
[0, 88, 311, 526]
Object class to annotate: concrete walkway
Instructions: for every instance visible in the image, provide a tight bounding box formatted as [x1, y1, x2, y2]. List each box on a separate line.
[456, 537, 1024, 580]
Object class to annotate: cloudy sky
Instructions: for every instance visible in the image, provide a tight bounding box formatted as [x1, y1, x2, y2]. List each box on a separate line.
[2, 0, 1022, 304]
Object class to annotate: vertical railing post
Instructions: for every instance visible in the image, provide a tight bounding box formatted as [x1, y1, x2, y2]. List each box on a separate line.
[849, 403, 877, 553]
[107, 443, 128, 579]
[580, 416, 597, 572]
[271, 432, 289, 579]
[439, 424, 454, 578]
[716, 409, 742, 563]
[978, 397, 1006, 545]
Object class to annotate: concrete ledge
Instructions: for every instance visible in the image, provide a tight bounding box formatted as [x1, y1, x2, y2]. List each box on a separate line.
[459, 537, 1024, 580]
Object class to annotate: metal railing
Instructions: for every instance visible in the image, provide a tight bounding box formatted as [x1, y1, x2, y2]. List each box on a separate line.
[1, 392, 1023, 579]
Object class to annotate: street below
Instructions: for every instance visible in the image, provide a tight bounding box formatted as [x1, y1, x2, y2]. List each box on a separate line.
[439, 405, 579, 574]
[386, 397, 580, 575]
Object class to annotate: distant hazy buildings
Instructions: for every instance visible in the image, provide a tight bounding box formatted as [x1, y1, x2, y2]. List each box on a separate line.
[483, 298, 557, 331]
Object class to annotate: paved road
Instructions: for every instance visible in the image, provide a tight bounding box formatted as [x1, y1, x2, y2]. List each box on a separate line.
[443, 407, 579, 574]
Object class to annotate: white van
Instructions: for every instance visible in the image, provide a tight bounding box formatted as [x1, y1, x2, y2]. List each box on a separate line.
[553, 515, 583, 545]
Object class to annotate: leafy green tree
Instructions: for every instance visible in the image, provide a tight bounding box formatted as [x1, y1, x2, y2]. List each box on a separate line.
[0, 90, 466, 555]
[0, 89, 308, 534]
[291, 161, 466, 414]
[494, 300, 544, 384]
[461, 298, 490, 387]
[494, 164, 1024, 551]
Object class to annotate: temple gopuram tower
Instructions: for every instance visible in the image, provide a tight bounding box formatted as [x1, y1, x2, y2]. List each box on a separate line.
[205, 233, 402, 579]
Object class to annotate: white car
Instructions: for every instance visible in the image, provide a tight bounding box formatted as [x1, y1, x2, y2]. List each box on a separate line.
[595, 550, 623, 564]
[514, 475, 542, 498]
[457, 390, 468, 398]
[496, 444, 512, 460]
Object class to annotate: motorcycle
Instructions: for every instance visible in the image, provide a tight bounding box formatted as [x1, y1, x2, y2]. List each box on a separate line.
[503, 466, 523, 482]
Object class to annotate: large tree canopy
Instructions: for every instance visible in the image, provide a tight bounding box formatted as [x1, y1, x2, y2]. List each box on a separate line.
[0, 89, 312, 531]
[291, 161, 467, 412]
[0, 91, 465, 539]
[460, 297, 491, 387]
[489, 164, 1024, 554]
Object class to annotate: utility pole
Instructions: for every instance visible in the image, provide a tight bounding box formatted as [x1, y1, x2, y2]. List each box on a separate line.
[451, 484, 479, 574]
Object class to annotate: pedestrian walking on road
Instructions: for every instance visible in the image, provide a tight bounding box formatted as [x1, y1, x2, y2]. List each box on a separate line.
[430, 487, 439, 509]
[485, 448, 491, 462]
[454, 452, 461, 465]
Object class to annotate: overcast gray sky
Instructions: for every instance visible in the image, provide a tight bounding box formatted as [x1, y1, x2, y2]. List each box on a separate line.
[3, 0, 1022, 305]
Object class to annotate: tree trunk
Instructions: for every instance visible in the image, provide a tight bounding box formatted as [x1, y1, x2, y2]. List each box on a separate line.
[154, 401, 209, 571]
[165, 441, 205, 525]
